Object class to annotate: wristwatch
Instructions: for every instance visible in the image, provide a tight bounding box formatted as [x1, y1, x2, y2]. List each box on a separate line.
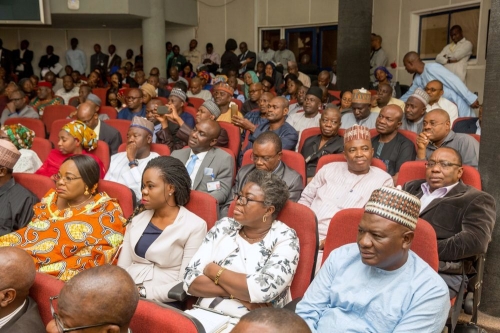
[138, 286, 147, 298]
[128, 159, 139, 167]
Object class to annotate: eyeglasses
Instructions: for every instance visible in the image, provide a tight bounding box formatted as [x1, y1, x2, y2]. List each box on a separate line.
[51, 174, 82, 184]
[10, 97, 24, 102]
[234, 194, 265, 206]
[425, 88, 442, 92]
[251, 152, 280, 163]
[425, 161, 462, 169]
[50, 296, 119, 333]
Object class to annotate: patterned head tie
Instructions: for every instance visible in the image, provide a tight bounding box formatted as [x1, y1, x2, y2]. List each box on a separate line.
[411, 87, 430, 106]
[364, 186, 421, 231]
[351, 88, 372, 104]
[344, 124, 371, 144]
[0, 139, 20, 169]
[1, 124, 35, 150]
[130, 116, 154, 136]
[62, 120, 98, 152]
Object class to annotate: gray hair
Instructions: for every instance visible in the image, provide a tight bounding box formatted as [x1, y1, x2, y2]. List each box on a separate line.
[246, 169, 289, 219]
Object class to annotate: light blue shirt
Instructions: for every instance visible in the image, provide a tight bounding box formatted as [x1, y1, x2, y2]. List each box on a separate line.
[400, 63, 477, 117]
[296, 243, 450, 333]
[66, 48, 87, 74]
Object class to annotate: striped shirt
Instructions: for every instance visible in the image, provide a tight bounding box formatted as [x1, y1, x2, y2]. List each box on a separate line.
[299, 162, 393, 239]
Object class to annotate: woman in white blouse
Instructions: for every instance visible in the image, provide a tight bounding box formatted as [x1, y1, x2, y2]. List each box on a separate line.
[0, 124, 42, 173]
[118, 156, 207, 303]
[184, 170, 300, 315]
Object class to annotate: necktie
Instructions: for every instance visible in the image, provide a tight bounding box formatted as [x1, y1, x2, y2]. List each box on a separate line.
[186, 155, 199, 175]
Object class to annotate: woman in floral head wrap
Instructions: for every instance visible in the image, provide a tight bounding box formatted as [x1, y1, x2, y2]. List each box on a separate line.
[0, 124, 42, 173]
[35, 120, 106, 178]
[197, 70, 213, 90]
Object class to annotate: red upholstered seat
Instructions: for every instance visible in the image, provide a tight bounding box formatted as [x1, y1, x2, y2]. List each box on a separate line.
[228, 200, 318, 298]
[188, 97, 205, 111]
[396, 160, 481, 190]
[89, 141, 110, 171]
[183, 106, 197, 118]
[328, 90, 341, 100]
[32, 137, 53, 162]
[157, 96, 169, 105]
[49, 118, 72, 147]
[92, 88, 108, 106]
[241, 149, 307, 187]
[4, 118, 46, 139]
[398, 129, 418, 151]
[42, 105, 76, 134]
[118, 143, 171, 156]
[298, 127, 321, 153]
[231, 98, 243, 110]
[104, 119, 131, 143]
[185, 190, 219, 231]
[316, 153, 387, 173]
[469, 133, 480, 142]
[98, 179, 135, 218]
[323, 208, 439, 271]
[452, 116, 473, 129]
[219, 122, 241, 160]
[13, 173, 54, 200]
[100, 106, 118, 119]
[29, 273, 65, 325]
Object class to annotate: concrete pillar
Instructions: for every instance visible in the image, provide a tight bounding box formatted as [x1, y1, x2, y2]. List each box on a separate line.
[336, 0, 372, 91]
[142, 0, 166, 77]
[478, 0, 500, 317]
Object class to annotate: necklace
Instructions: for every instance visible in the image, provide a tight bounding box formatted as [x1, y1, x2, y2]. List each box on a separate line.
[240, 228, 269, 243]
[67, 195, 92, 209]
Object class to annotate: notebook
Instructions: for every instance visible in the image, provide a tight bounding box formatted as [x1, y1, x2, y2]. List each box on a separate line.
[185, 308, 230, 333]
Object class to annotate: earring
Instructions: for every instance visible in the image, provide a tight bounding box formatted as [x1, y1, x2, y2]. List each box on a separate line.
[262, 215, 267, 223]
[169, 193, 172, 196]
[84, 187, 89, 196]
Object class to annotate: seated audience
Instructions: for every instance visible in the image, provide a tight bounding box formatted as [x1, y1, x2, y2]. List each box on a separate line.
[403, 147, 495, 297]
[105, 87, 122, 112]
[242, 71, 259, 101]
[296, 187, 450, 332]
[264, 61, 284, 95]
[35, 120, 106, 178]
[213, 82, 243, 123]
[287, 86, 323, 144]
[184, 170, 299, 313]
[261, 76, 274, 93]
[197, 70, 212, 90]
[45, 265, 138, 333]
[167, 66, 188, 86]
[118, 156, 207, 303]
[232, 92, 273, 140]
[171, 119, 234, 205]
[245, 96, 298, 154]
[76, 102, 122, 155]
[299, 125, 393, 260]
[301, 106, 343, 182]
[0, 247, 45, 332]
[140, 82, 157, 105]
[134, 69, 146, 87]
[0, 90, 39, 125]
[233, 308, 311, 333]
[287, 60, 311, 88]
[339, 91, 352, 114]
[285, 78, 302, 102]
[18, 78, 36, 100]
[221, 132, 303, 216]
[0, 155, 126, 280]
[187, 77, 212, 101]
[54, 75, 79, 105]
[71, 84, 91, 108]
[105, 116, 159, 200]
[0, 124, 42, 173]
[416, 109, 479, 168]
[288, 85, 308, 116]
[109, 72, 123, 90]
[372, 105, 416, 184]
[426, 80, 459, 124]
[0, 140, 38, 236]
[147, 74, 169, 98]
[370, 83, 405, 113]
[43, 71, 63, 93]
[317, 70, 336, 91]
[454, 105, 482, 135]
[29, 82, 64, 116]
[372, 66, 401, 97]
[241, 82, 263, 115]
[340, 89, 378, 129]
[401, 87, 429, 133]
[117, 88, 146, 120]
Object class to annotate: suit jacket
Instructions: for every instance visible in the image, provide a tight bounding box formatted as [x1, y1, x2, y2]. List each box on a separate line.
[301, 135, 344, 178]
[125, 76, 139, 88]
[0, 297, 45, 333]
[452, 117, 479, 134]
[98, 121, 122, 155]
[0, 48, 13, 80]
[220, 162, 303, 216]
[38, 54, 60, 71]
[90, 53, 109, 72]
[117, 207, 206, 302]
[239, 50, 257, 71]
[171, 147, 234, 205]
[12, 49, 34, 78]
[157, 87, 170, 98]
[107, 54, 122, 71]
[403, 180, 496, 263]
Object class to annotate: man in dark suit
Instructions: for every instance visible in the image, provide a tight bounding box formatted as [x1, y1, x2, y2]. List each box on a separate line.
[453, 106, 481, 134]
[38, 45, 60, 76]
[220, 131, 303, 216]
[12, 40, 34, 80]
[77, 100, 122, 155]
[0, 39, 13, 82]
[90, 44, 108, 73]
[147, 75, 169, 98]
[171, 119, 234, 206]
[107, 44, 122, 73]
[0, 247, 45, 332]
[238, 42, 256, 74]
[403, 147, 496, 297]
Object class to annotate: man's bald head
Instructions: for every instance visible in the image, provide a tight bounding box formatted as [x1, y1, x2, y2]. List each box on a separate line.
[403, 51, 420, 63]
[58, 265, 138, 329]
[318, 70, 331, 87]
[0, 247, 36, 308]
[427, 109, 450, 122]
[233, 308, 311, 333]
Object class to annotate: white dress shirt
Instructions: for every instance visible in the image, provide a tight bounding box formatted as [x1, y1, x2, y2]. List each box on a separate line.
[186, 149, 208, 187]
[427, 96, 459, 125]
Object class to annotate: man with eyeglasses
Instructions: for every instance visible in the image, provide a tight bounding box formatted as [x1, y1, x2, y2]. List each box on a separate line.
[403, 147, 495, 298]
[46, 265, 138, 333]
[76, 101, 122, 155]
[0, 90, 38, 125]
[220, 131, 303, 217]
[416, 109, 479, 168]
[0, 247, 45, 332]
[425, 80, 459, 124]
[241, 82, 263, 115]
[117, 88, 146, 120]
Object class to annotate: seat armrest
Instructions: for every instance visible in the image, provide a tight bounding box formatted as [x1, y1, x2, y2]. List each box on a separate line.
[168, 282, 187, 302]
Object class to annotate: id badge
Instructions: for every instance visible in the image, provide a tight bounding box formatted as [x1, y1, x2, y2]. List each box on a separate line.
[207, 181, 221, 192]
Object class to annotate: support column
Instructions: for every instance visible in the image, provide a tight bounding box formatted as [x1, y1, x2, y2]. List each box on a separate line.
[478, 0, 500, 317]
[142, 0, 166, 77]
[336, 0, 372, 91]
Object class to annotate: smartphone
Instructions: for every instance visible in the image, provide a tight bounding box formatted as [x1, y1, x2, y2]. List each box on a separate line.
[230, 103, 238, 117]
[157, 105, 171, 115]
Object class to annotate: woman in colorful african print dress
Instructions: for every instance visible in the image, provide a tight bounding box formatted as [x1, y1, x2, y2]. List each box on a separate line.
[0, 155, 126, 281]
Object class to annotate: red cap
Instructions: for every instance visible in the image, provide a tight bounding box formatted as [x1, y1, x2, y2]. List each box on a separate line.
[38, 81, 53, 89]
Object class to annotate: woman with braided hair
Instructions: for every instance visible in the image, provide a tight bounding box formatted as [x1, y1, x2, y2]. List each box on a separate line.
[118, 156, 207, 304]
